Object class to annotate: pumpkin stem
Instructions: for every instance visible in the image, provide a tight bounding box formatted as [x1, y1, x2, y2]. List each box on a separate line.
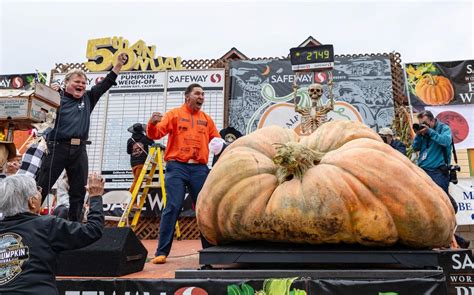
[272, 142, 324, 184]
[422, 73, 436, 85]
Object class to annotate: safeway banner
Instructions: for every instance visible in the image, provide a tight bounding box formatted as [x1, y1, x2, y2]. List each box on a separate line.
[0, 73, 47, 90]
[229, 56, 394, 135]
[405, 60, 474, 106]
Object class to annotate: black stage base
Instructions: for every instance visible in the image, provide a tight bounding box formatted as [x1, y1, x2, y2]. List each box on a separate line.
[176, 242, 471, 281]
[199, 242, 456, 268]
[176, 268, 444, 280]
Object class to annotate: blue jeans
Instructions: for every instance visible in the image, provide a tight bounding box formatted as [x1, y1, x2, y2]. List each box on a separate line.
[424, 168, 457, 213]
[156, 161, 211, 256]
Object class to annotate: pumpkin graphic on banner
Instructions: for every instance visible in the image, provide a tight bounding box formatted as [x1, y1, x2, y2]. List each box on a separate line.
[406, 63, 454, 105]
[426, 105, 474, 149]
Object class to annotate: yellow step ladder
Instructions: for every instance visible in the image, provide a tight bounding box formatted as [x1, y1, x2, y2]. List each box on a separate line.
[118, 143, 181, 238]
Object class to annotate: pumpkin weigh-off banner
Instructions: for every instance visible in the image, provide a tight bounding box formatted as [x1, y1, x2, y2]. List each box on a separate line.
[405, 60, 474, 106]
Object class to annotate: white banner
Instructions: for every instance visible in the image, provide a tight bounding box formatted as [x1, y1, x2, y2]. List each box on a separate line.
[52, 71, 165, 91]
[450, 178, 474, 225]
[53, 68, 225, 189]
[425, 105, 474, 149]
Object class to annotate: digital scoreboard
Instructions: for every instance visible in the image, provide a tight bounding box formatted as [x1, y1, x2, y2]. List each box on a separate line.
[290, 44, 334, 72]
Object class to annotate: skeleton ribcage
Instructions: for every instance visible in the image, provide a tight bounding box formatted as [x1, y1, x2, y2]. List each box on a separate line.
[299, 108, 331, 135]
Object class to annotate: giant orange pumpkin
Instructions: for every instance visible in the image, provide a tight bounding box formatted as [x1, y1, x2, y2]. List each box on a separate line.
[196, 120, 455, 248]
[415, 74, 454, 105]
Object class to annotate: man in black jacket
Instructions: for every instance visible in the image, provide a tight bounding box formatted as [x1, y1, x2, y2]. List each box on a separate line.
[0, 173, 105, 294]
[37, 52, 127, 221]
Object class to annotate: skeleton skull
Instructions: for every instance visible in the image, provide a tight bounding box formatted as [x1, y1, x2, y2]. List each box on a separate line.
[308, 83, 323, 101]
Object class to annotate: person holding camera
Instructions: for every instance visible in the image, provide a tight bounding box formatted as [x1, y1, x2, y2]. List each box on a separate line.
[378, 128, 406, 156]
[412, 110, 468, 248]
[412, 111, 453, 199]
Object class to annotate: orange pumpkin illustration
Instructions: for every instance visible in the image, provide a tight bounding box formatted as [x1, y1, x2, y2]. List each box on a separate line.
[415, 74, 454, 105]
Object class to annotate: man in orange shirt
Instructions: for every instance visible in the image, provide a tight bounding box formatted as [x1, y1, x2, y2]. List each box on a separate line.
[147, 83, 221, 264]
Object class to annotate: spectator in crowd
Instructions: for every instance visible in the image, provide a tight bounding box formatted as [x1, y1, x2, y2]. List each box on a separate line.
[378, 127, 407, 156]
[0, 173, 105, 294]
[0, 150, 22, 178]
[127, 123, 154, 192]
[52, 171, 70, 219]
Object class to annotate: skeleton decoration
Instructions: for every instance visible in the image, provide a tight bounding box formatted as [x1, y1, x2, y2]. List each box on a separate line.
[295, 82, 334, 135]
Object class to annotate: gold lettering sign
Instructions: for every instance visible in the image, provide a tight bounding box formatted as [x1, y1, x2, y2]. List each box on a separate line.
[85, 37, 185, 72]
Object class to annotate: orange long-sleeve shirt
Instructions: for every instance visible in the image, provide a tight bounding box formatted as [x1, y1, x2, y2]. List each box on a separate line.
[147, 104, 220, 164]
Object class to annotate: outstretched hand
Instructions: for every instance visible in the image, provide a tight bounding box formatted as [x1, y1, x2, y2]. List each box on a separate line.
[50, 82, 61, 92]
[150, 112, 163, 124]
[116, 52, 128, 67]
[112, 52, 128, 74]
[86, 172, 105, 197]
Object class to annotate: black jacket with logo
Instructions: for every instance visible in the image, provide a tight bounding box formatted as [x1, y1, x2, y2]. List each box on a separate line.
[0, 197, 104, 294]
[47, 71, 117, 141]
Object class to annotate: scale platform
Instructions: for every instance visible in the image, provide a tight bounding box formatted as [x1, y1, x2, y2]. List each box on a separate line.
[176, 242, 469, 279]
[199, 242, 447, 268]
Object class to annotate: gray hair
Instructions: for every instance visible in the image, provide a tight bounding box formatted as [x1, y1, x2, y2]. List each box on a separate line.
[0, 175, 38, 218]
[64, 69, 87, 84]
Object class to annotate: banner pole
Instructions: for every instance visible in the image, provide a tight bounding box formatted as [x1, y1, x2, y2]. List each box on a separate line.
[402, 63, 415, 122]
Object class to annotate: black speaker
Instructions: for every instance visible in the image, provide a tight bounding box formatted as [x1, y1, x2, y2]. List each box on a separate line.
[57, 227, 148, 276]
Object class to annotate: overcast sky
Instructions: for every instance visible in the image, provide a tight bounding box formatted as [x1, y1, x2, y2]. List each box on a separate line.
[0, 0, 472, 76]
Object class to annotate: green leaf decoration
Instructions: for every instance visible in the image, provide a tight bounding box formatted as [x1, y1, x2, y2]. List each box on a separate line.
[263, 277, 298, 295]
[240, 283, 254, 295]
[227, 283, 255, 295]
[25, 76, 34, 84]
[227, 284, 241, 295]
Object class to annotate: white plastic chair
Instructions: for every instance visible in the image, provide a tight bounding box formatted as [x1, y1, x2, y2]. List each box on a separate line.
[101, 190, 132, 225]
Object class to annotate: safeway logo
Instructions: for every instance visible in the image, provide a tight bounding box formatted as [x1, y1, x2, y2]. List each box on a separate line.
[11, 77, 24, 89]
[174, 286, 208, 295]
[210, 73, 221, 83]
[314, 72, 327, 83]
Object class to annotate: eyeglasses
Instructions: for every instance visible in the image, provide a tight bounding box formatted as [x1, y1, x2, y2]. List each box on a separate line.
[36, 186, 43, 194]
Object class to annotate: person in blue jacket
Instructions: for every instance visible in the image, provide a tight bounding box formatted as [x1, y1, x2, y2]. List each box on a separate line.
[412, 110, 452, 198]
[412, 110, 469, 248]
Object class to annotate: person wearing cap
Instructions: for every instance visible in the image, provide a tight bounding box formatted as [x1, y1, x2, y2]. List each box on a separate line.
[127, 123, 154, 192]
[147, 83, 221, 264]
[378, 127, 406, 156]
